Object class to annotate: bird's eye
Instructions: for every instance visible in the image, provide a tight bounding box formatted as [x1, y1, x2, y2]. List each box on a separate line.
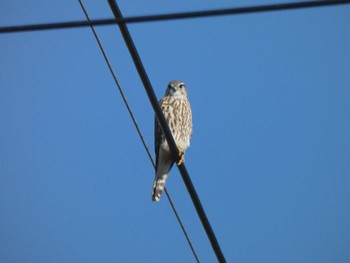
[179, 84, 185, 89]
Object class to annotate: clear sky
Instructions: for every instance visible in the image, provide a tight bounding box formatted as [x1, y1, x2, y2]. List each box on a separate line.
[1, 1, 349, 262]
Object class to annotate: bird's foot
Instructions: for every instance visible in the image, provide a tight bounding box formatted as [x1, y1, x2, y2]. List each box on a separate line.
[177, 148, 185, 166]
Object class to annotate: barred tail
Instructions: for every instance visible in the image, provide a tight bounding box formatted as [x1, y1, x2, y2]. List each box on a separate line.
[152, 173, 168, 202]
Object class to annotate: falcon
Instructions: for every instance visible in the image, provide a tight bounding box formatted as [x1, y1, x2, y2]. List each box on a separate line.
[152, 80, 193, 202]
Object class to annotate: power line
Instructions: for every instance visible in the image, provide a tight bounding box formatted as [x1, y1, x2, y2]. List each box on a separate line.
[1, 0, 349, 34]
[107, 0, 226, 262]
[77, 1, 200, 262]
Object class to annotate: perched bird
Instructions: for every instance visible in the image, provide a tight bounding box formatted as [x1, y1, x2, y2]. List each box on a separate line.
[152, 80, 193, 202]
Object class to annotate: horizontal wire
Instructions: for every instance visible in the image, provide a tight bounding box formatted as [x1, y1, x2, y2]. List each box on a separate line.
[1, 0, 350, 34]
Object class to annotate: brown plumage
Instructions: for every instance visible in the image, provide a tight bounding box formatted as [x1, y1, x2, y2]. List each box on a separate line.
[152, 80, 193, 202]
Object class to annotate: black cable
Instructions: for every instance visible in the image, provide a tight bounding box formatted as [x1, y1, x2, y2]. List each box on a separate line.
[1, 0, 349, 34]
[78, 1, 200, 262]
[107, 0, 226, 262]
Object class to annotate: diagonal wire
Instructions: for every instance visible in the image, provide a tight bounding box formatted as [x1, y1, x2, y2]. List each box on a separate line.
[107, 1, 225, 262]
[78, 1, 200, 262]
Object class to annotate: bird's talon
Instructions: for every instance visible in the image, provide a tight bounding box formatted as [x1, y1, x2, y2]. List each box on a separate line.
[177, 149, 185, 166]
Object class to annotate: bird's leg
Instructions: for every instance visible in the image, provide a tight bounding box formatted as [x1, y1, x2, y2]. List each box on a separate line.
[177, 148, 185, 166]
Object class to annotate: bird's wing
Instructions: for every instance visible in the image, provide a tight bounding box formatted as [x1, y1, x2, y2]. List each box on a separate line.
[154, 114, 163, 170]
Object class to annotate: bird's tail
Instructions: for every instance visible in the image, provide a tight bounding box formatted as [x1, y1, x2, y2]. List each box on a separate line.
[152, 173, 168, 202]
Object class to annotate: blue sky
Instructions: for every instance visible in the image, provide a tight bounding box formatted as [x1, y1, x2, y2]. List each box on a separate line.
[1, 1, 349, 262]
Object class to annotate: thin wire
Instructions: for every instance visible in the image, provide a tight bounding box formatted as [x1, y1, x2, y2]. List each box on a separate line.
[78, 1, 200, 262]
[107, 0, 225, 262]
[1, 0, 350, 33]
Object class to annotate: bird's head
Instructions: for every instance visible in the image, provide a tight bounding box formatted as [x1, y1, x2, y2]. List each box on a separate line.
[165, 80, 188, 97]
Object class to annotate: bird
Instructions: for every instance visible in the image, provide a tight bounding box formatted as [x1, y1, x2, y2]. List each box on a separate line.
[152, 80, 193, 202]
